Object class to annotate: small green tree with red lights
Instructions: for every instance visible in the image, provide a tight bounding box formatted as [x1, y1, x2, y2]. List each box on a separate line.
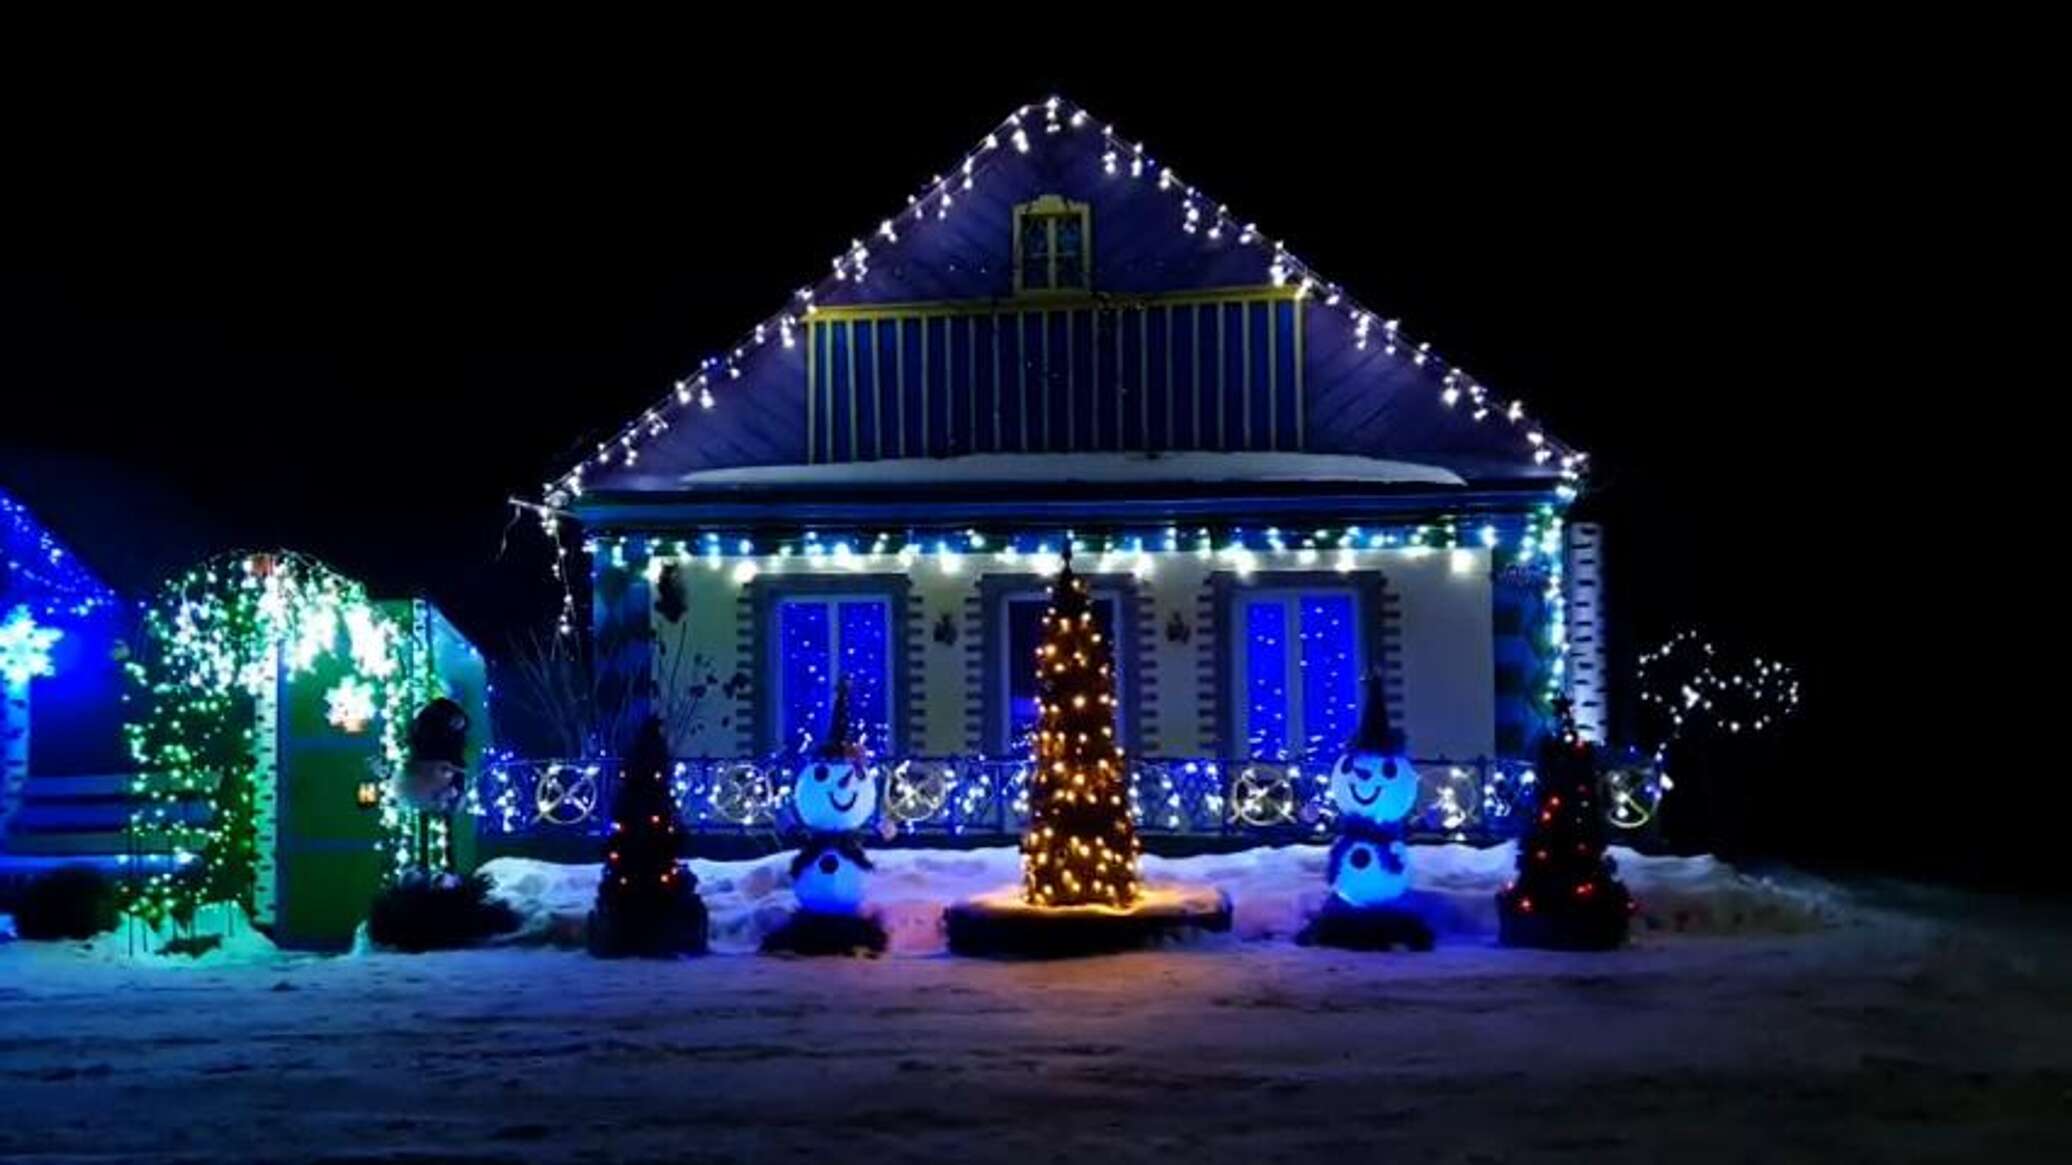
[1496, 698, 1632, 950]
[587, 715, 707, 956]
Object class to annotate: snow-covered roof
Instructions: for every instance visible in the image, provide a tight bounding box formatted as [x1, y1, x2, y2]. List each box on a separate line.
[671, 452, 1467, 492]
[553, 95, 1583, 507]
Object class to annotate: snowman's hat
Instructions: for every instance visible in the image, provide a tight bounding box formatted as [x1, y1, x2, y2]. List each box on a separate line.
[817, 676, 858, 760]
[1349, 666, 1405, 754]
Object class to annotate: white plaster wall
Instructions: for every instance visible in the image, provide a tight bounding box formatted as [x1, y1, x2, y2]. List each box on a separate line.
[648, 546, 1495, 761]
[1146, 555, 1209, 757]
[1385, 548, 1496, 759]
[651, 559, 746, 757]
[910, 566, 972, 755]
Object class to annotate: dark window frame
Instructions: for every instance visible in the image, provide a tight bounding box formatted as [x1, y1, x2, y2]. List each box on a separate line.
[744, 574, 913, 756]
[977, 571, 1142, 757]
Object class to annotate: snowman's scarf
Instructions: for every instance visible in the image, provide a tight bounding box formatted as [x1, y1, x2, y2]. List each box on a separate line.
[789, 832, 878, 880]
[1327, 817, 1407, 882]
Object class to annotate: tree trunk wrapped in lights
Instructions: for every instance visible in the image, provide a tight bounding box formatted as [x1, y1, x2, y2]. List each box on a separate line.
[1496, 697, 1633, 950]
[1022, 557, 1141, 908]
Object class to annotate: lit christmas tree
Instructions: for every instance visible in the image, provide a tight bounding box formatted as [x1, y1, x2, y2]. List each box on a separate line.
[1022, 554, 1140, 908]
[587, 715, 707, 956]
[1496, 697, 1632, 950]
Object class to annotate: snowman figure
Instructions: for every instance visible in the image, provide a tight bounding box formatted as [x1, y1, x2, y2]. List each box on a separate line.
[762, 678, 889, 955]
[1299, 670, 1434, 950]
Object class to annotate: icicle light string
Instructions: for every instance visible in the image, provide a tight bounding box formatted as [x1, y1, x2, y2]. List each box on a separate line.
[1, 489, 117, 621]
[583, 508, 1569, 720]
[541, 95, 1581, 510]
[579, 518, 1550, 571]
[517, 505, 1570, 712]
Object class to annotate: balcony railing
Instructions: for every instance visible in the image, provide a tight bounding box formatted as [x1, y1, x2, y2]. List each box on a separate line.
[471, 754, 1667, 845]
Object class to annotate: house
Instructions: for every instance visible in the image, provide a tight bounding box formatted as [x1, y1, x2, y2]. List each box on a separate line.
[1, 485, 123, 859]
[536, 97, 1606, 842]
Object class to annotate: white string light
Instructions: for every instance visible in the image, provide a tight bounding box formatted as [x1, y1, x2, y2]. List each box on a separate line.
[1635, 628, 1804, 779]
[540, 95, 1583, 513]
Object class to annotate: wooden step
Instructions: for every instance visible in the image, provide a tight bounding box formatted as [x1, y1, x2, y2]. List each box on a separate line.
[0, 852, 186, 877]
[0, 831, 137, 856]
[9, 803, 134, 832]
[14, 774, 135, 799]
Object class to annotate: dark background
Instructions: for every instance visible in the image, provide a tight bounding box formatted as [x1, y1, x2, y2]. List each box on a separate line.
[1, 33, 2043, 884]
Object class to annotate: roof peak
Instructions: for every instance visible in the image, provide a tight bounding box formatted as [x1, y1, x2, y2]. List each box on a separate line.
[548, 96, 1582, 507]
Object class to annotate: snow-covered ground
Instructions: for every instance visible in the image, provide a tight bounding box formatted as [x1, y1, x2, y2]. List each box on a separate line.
[480, 842, 1849, 955]
[4, 848, 2070, 1163]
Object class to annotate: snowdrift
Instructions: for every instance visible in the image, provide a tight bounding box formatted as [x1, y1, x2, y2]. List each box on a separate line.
[481, 843, 1847, 955]
[65, 902, 281, 966]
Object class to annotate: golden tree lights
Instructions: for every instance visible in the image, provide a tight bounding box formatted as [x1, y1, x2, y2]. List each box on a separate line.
[1021, 556, 1140, 908]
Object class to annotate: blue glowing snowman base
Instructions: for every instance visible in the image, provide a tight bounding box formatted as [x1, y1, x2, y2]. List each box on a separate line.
[1295, 819, 1435, 951]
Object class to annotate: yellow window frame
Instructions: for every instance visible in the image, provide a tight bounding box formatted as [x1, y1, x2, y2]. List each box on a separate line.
[1013, 194, 1092, 295]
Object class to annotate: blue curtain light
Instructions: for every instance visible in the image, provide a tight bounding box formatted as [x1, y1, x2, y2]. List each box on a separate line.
[1245, 599, 1290, 761]
[777, 597, 891, 755]
[778, 600, 832, 752]
[836, 599, 890, 756]
[1244, 592, 1361, 764]
[1300, 594, 1359, 761]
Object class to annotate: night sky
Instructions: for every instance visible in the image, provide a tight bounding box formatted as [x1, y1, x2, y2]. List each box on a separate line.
[2, 45, 2031, 879]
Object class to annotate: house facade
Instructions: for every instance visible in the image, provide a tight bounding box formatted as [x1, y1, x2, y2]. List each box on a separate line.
[2, 486, 130, 891]
[543, 98, 1603, 840]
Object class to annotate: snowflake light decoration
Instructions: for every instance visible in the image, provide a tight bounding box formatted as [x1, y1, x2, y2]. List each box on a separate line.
[0, 606, 61, 685]
[324, 677, 377, 734]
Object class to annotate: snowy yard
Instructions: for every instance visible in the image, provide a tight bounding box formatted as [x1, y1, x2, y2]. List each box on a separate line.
[4, 849, 2070, 1162]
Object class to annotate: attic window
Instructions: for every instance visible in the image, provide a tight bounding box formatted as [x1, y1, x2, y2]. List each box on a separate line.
[1014, 194, 1091, 293]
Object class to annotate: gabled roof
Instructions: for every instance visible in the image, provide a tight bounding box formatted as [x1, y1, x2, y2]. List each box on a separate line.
[551, 95, 1582, 508]
[0, 485, 117, 621]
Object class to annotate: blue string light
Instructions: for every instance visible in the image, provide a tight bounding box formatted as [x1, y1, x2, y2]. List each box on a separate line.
[0, 488, 116, 623]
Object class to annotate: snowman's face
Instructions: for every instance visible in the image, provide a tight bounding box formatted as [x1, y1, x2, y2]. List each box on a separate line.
[1333, 838, 1410, 907]
[796, 759, 876, 832]
[793, 848, 867, 914]
[1330, 752, 1418, 823]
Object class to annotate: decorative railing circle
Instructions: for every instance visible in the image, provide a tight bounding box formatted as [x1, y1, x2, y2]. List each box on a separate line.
[534, 763, 601, 827]
[1603, 765, 1660, 830]
[884, 759, 953, 824]
[1230, 764, 1298, 827]
[709, 762, 777, 826]
[1419, 765, 1483, 835]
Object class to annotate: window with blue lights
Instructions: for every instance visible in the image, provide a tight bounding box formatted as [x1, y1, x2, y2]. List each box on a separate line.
[773, 596, 892, 756]
[1235, 591, 1361, 763]
[1001, 591, 1122, 756]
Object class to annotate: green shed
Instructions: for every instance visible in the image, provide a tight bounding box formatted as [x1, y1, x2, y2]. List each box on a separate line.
[270, 599, 488, 950]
